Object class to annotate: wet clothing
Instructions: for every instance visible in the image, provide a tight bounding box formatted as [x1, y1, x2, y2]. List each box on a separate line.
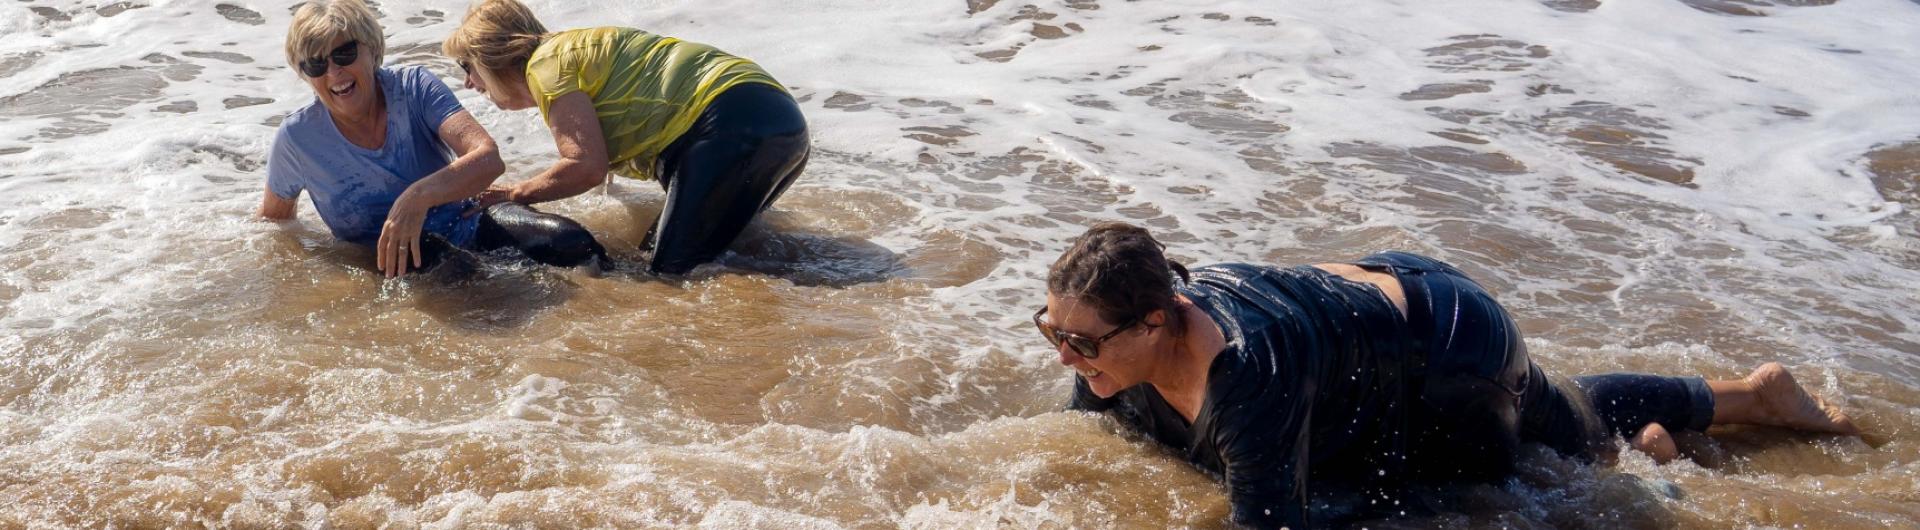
[1363, 251, 1713, 478]
[267, 66, 476, 247]
[525, 27, 806, 275]
[526, 27, 784, 181]
[1068, 252, 1715, 529]
[646, 83, 809, 274]
[263, 67, 605, 272]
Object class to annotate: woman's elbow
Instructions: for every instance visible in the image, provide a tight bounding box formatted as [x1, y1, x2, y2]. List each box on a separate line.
[473, 147, 507, 181]
[564, 158, 610, 189]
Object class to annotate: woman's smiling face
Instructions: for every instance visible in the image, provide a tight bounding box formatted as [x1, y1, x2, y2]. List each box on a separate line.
[303, 37, 379, 121]
[1044, 292, 1158, 398]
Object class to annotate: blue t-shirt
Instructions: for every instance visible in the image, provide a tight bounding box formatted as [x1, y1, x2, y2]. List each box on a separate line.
[266, 65, 479, 247]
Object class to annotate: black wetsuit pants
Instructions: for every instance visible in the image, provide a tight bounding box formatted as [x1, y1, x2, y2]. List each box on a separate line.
[418, 202, 606, 271]
[1354, 252, 1716, 481]
[647, 83, 810, 274]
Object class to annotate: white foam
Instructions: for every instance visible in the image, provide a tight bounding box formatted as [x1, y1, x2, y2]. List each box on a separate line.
[698, 501, 848, 529]
[0, 0, 1912, 390]
[502, 373, 570, 421]
[3, 0, 1920, 524]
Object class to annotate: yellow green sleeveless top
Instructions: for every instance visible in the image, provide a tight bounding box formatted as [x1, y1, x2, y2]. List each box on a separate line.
[525, 27, 784, 181]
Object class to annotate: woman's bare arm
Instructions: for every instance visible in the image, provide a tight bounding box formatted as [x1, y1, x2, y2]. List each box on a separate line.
[502, 91, 610, 205]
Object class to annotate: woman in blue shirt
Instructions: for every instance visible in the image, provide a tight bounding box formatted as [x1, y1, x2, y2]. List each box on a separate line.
[258, 0, 604, 277]
[1040, 222, 1861, 529]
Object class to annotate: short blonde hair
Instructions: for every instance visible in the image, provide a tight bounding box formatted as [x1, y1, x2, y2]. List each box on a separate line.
[284, 0, 386, 74]
[442, 0, 548, 81]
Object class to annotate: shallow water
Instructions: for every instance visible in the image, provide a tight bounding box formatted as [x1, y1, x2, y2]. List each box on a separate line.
[2, 0, 1918, 528]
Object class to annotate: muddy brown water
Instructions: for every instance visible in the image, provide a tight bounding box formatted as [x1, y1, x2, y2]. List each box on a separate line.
[3, 1, 1918, 528]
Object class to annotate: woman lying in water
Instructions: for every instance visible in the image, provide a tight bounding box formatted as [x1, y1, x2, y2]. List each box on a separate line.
[257, 0, 606, 277]
[1039, 222, 1859, 529]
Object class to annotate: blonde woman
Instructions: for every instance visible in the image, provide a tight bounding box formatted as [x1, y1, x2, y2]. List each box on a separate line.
[443, 0, 809, 275]
[261, 0, 606, 277]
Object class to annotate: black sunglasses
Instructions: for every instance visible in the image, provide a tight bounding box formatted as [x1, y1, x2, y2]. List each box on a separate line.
[1033, 306, 1139, 360]
[298, 41, 360, 78]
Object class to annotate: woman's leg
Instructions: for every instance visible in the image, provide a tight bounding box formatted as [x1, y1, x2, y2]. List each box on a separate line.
[1705, 362, 1858, 434]
[649, 83, 809, 275]
[475, 202, 607, 267]
[1576, 363, 1859, 437]
[1570, 373, 1717, 439]
[1410, 372, 1527, 481]
[1574, 363, 1858, 462]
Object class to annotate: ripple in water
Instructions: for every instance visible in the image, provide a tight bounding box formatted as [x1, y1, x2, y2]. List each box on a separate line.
[2, 0, 1918, 527]
[214, 3, 264, 26]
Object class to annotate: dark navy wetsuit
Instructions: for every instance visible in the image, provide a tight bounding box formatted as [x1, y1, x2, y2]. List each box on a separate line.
[1068, 252, 1715, 529]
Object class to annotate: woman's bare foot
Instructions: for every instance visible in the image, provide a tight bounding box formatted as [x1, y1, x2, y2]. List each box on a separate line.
[1631, 422, 1679, 464]
[1722, 363, 1860, 435]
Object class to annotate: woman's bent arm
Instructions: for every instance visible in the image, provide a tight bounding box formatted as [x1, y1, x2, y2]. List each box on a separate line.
[505, 92, 610, 205]
[377, 110, 504, 276]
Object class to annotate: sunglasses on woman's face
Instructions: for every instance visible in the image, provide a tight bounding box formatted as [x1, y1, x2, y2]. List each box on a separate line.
[1033, 306, 1139, 360]
[299, 41, 360, 78]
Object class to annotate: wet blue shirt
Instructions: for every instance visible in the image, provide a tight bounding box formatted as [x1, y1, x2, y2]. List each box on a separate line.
[266, 65, 478, 247]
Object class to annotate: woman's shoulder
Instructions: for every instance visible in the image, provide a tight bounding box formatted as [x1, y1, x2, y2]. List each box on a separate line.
[267, 99, 339, 171]
[1191, 262, 1271, 278]
[375, 65, 444, 92]
[272, 99, 333, 144]
[1191, 262, 1344, 289]
[1180, 263, 1315, 346]
[375, 65, 464, 113]
[1186, 263, 1292, 292]
[382, 64, 426, 77]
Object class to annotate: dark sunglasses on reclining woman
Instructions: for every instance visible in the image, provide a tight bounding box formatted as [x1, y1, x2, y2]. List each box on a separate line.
[298, 41, 360, 78]
[1033, 306, 1140, 359]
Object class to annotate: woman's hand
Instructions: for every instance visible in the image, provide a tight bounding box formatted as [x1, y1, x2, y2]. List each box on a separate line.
[465, 185, 514, 217]
[376, 192, 430, 278]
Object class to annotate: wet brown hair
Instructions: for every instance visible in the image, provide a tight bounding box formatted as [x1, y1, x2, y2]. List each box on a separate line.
[1047, 222, 1192, 335]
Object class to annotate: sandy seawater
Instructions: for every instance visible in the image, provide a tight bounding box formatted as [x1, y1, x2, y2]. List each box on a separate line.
[3, 0, 1920, 528]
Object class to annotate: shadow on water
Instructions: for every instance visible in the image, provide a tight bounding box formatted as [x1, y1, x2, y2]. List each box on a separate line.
[606, 201, 908, 288]
[716, 224, 906, 287]
[300, 241, 582, 331]
[407, 259, 580, 331]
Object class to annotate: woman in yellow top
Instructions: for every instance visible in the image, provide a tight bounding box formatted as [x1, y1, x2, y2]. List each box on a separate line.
[442, 0, 809, 274]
